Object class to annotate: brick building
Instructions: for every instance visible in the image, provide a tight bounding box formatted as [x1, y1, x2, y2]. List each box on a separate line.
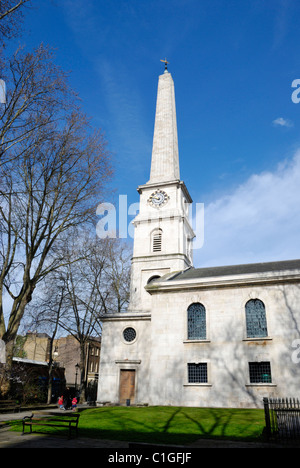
[23, 332, 101, 392]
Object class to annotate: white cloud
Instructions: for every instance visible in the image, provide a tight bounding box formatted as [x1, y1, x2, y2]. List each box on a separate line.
[272, 117, 293, 127]
[193, 151, 300, 267]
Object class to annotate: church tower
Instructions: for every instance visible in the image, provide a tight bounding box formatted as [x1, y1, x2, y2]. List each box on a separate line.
[129, 62, 195, 312]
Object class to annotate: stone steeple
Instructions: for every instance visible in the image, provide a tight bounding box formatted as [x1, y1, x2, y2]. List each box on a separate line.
[127, 63, 195, 312]
[148, 68, 180, 184]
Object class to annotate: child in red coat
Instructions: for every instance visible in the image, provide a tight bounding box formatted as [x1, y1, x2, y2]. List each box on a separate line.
[72, 397, 77, 411]
[58, 395, 64, 409]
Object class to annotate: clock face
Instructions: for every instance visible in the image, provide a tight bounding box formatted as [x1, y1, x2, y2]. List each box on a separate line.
[148, 189, 169, 207]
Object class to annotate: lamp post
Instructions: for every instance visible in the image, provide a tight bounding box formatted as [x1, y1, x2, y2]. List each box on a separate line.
[75, 363, 80, 391]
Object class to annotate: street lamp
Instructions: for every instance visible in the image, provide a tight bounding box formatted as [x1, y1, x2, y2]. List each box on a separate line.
[75, 363, 80, 390]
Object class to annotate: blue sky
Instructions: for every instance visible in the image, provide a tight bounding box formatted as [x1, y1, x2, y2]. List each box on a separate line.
[10, 0, 300, 267]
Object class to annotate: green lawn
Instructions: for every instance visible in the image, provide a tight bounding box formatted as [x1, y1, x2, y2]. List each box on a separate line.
[10, 406, 266, 445]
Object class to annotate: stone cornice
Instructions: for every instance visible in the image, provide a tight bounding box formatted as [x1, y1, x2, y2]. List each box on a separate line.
[100, 312, 151, 322]
[137, 179, 193, 203]
[145, 270, 300, 294]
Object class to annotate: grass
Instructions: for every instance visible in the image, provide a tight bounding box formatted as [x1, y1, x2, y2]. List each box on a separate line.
[9, 406, 266, 445]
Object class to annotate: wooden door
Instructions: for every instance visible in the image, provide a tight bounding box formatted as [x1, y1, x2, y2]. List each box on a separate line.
[119, 370, 135, 405]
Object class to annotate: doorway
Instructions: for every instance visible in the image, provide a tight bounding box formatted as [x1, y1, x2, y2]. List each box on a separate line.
[119, 369, 136, 405]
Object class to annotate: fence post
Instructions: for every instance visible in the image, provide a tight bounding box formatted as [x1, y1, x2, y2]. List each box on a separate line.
[263, 397, 271, 439]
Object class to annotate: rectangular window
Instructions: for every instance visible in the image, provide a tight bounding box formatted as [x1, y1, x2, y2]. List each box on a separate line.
[188, 363, 208, 383]
[249, 362, 272, 383]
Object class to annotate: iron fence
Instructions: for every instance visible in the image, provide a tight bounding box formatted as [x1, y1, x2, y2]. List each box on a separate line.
[263, 397, 300, 444]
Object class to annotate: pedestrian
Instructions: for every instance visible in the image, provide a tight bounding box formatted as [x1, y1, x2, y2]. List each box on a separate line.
[72, 396, 77, 411]
[63, 387, 71, 410]
[58, 395, 64, 409]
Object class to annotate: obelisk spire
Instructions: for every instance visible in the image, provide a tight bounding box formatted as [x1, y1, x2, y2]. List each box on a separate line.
[148, 61, 180, 184]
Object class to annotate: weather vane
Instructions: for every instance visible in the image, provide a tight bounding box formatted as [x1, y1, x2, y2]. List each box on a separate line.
[160, 58, 169, 71]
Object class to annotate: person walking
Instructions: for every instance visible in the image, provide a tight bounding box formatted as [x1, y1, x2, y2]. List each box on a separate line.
[72, 397, 77, 411]
[58, 395, 64, 409]
[63, 387, 71, 410]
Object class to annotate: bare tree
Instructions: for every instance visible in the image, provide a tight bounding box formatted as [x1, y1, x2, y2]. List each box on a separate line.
[52, 234, 130, 401]
[0, 6, 116, 397]
[23, 233, 131, 401]
[0, 0, 32, 47]
[21, 271, 68, 403]
[0, 44, 74, 166]
[103, 238, 131, 314]
[0, 93, 113, 372]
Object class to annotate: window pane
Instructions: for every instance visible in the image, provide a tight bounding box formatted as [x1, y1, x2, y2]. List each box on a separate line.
[188, 303, 206, 340]
[249, 362, 272, 383]
[188, 363, 208, 383]
[123, 327, 136, 342]
[245, 299, 268, 338]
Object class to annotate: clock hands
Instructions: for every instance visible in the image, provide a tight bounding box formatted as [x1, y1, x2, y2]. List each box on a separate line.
[148, 189, 169, 207]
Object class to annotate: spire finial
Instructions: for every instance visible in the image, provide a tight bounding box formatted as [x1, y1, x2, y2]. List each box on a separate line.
[160, 58, 169, 72]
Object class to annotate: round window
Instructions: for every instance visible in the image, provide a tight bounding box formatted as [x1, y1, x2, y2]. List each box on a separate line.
[123, 327, 136, 343]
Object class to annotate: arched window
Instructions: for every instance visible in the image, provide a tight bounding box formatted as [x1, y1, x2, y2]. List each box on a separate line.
[152, 229, 162, 252]
[147, 275, 161, 284]
[187, 303, 206, 340]
[245, 299, 268, 338]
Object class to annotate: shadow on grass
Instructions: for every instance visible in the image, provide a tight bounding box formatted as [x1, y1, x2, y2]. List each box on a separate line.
[76, 406, 266, 445]
[9, 406, 266, 445]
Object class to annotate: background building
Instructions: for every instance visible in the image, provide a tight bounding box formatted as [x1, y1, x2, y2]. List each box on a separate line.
[53, 335, 101, 392]
[21, 332, 101, 400]
[23, 332, 51, 362]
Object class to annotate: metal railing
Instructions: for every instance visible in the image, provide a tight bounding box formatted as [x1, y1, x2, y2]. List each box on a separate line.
[263, 397, 300, 444]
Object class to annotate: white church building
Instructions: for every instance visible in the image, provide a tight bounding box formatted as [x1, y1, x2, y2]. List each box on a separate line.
[97, 64, 300, 409]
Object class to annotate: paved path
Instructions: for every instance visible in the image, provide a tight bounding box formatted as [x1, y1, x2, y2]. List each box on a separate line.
[0, 408, 129, 448]
[0, 426, 129, 448]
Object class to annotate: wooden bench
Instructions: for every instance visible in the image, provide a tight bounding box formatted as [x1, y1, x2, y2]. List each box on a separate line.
[22, 411, 80, 438]
[0, 400, 21, 413]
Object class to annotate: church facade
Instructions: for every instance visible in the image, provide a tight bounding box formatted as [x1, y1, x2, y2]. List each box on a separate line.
[97, 66, 300, 409]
